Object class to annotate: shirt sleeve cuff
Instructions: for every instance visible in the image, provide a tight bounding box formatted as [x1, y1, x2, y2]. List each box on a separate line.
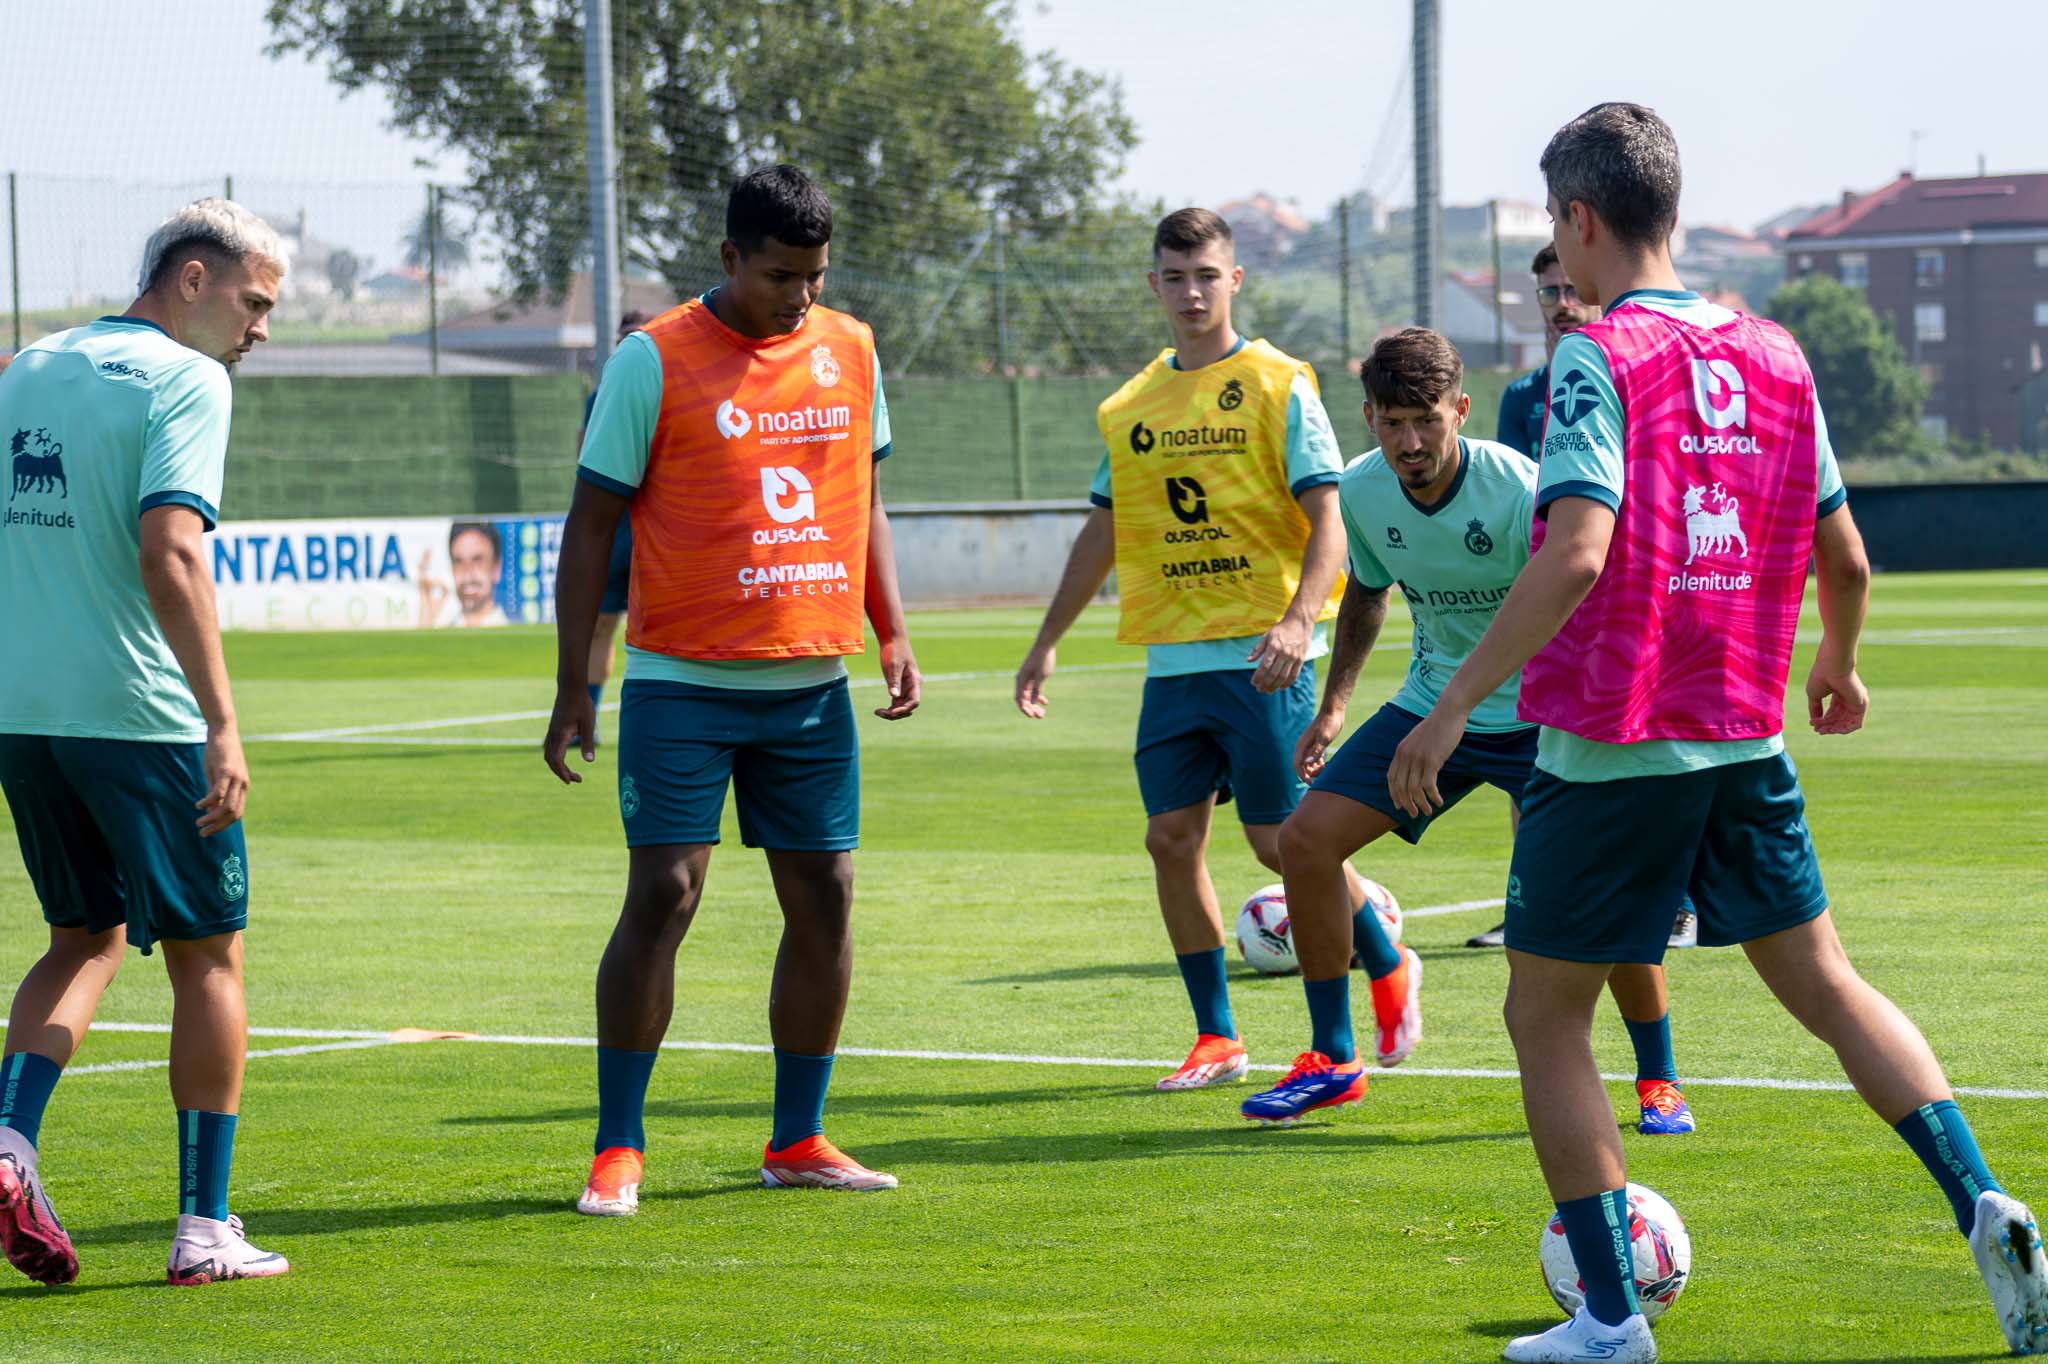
[1088, 491, 1113, 510]
[1290, 471, 1341, 498]
[138, 490, 218, 532]
[577, 466, 639, 498]
[871, 441, 892, 462]
[1534, 480, 1621, 519]
[1816, 487, 1847, 518]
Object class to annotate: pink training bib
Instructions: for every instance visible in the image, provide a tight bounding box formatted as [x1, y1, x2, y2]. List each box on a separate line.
[1519, 305, 1818, 743]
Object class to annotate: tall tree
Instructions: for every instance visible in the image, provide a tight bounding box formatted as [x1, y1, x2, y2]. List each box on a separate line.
[1765, 275, 1927, 454]
[403, 199, 471, 274]
[266, 0, 1135, 356]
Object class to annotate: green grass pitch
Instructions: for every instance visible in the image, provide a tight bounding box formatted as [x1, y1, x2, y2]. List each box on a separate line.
[1, 572, 2044, 1361]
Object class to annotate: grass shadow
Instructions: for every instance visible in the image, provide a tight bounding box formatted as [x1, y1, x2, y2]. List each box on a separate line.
[845, 1123, 1522, 1168]
[0, 1276, 165, 1298]
[443, 1079, 1163, 1130]
[965, 961, 1180, 986]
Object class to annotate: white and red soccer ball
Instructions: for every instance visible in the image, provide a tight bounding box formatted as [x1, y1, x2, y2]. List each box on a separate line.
[1234, 880, 1403, 977]
[1538, 1182, 1692, 1323]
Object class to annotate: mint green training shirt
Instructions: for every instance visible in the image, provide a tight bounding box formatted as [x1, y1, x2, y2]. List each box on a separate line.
[0, 318, 232, 741]
[1341, 438, 1537, 732]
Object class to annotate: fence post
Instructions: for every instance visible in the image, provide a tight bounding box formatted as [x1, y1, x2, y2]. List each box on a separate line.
[1489, 198, 1504, 366]
[1337, 196, 1352, 364]
[7, 172, 19, 353]
[1010, 377, 1026, 500]
[224, 174, 234, 202]
[426, 184, 440, 377]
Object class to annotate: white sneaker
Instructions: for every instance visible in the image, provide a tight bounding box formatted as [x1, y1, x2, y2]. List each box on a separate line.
[166, 1213, 289, 1285]
[1667, 911, 1698, 949]
[1503, 1308, 1656, 1363]
[1971, 1190, 2048, 1355]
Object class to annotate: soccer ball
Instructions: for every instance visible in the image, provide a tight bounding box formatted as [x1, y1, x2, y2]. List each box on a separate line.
[1235, 885, 1297, 975]
[1538, 1182, 1691, 1323]
[1358, 877, 1404, 944]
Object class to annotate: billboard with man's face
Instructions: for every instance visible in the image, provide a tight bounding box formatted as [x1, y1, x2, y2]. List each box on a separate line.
[209, 514, 563, 631]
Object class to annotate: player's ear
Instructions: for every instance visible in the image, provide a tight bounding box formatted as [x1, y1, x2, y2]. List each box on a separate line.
[1454, 392, 1471, 425]
[179, 258, 208, 303]
[1146, 269, 1163, 301]
[1228, 263, 1243, 294]
[719, 240, 741, 276]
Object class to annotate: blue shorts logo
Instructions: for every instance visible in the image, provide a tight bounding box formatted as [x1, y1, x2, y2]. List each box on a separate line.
[8, 429, 67, 501]
[1549, 369, 1600, 427]
[219, 854, 247, 902]
[620, 774, 641, 820]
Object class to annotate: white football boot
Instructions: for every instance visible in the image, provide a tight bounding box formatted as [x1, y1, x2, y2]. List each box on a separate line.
[166, 1213, 289, 1285]
[1502, 1308, 1657, 1363]
[1971, 1190, 2048, 1355]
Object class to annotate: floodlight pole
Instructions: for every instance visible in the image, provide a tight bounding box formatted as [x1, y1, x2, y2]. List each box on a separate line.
[584, 0, 621, 376]
[1490, 198, 1504, 365]
[1412, 0, 1440, 329]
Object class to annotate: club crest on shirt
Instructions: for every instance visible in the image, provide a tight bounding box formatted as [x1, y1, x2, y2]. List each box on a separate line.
[810, 344, 841, 389]
[1464, 518, 1494, 556]
[1218, 378, 1244, 411]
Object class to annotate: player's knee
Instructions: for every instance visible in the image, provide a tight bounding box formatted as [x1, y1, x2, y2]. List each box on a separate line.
[624, 857, 704, 923]
[1143, 820, 1204, 867]
[1275, 810, 1332, 877]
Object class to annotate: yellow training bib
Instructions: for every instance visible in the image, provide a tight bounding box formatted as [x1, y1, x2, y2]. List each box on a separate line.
[1097, 339, 1341, 645]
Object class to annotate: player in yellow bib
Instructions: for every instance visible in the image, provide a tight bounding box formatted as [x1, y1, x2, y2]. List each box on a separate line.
[1016, 209, 1380, 1090]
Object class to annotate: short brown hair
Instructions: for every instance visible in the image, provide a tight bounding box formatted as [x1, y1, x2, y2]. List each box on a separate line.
[1154, 208, 1232, 259]
[1361, 328, 1465, 410]
[1531, 243, 1559, 276]
[1539, 102, 1682, 251]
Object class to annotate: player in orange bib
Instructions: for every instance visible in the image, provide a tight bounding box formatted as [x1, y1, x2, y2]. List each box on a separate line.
[545, 166, 919, 1206]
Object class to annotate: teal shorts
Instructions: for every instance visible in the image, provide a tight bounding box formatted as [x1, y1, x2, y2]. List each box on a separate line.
[1505, 750, 1827, 963]
[1313, 703, 1536, 844]
[617, 677, 859, 851]
[1133, 665, 1315, 825]
[0, 734, 249, 955]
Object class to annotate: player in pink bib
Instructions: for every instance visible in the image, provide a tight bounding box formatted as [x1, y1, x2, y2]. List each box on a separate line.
[1384, 104, 2048, 1362]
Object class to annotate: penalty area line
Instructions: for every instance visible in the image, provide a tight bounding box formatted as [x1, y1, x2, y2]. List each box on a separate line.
[62, 1020, 2048, 1101]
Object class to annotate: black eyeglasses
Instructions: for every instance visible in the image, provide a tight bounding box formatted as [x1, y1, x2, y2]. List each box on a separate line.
[1535, 284, 1583, 306]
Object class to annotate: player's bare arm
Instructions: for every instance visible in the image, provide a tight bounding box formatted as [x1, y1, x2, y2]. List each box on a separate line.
[1387, 496, 1614, 816]
[1294, 578, 1389, 781]
[545, 477, 628, 781]
[1807, 504, 1872, 735]
[1015, 505, 1115, 718]
[140, 503, 246, 835]
[865, 479, 920, 720]
[1249, 483, 1346, 695]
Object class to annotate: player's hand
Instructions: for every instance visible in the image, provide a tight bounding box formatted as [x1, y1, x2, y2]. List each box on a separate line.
[1806, 658, 1869, 735]
[876, 641, 921, 720]
[194, 722, 249, 836]
[1247, 612, 1312, 694]
[416, 550, 449, 629]
[1015, 644, 1055, 718]
[1294, 708, 1345, 782]
[1387, 707, 1463, 818]
[543, 686, 597, 783]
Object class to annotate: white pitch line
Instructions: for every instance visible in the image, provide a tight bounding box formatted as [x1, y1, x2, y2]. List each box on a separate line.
[58, 1019, 2048, 1100]
[245, 662, 1148, 744]
[1402, 898, 1503, 919]
[66, 1037, 401, 1076]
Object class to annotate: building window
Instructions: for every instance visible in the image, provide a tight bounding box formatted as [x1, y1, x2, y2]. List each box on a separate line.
[1915, 303, 1946, 342]
[2035, 301, 2048, 327]
[2036, 245, 2048, 269]
[1838, 253, 1868, 288]
[1920, 414, 1949, 443]
[1796, 254, 1813, 272]
[1914, 250, 1945, 287]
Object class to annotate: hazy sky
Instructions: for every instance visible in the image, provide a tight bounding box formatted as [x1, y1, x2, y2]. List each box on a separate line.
[4, 0, 2041, 303]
